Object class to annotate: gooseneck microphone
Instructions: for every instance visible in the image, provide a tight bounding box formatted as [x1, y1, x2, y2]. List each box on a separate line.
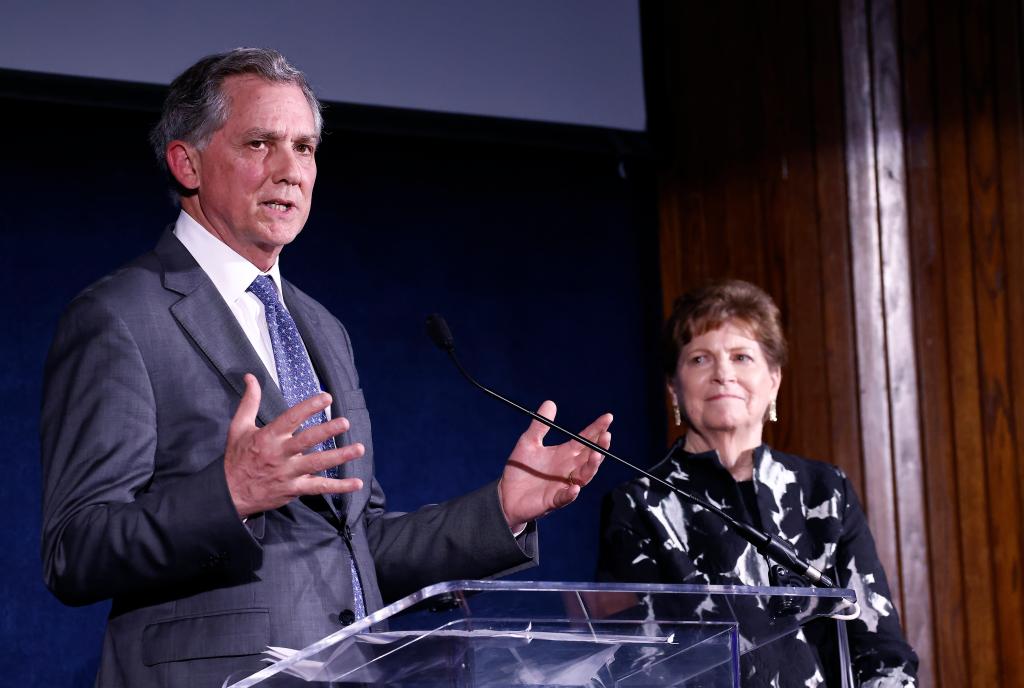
[425, 313, 835, 589]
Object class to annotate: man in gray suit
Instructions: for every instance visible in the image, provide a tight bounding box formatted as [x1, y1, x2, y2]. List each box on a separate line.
[40, 48, 612, 687]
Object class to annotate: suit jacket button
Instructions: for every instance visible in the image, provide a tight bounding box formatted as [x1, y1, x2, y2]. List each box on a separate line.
[339, 609, 356, 626]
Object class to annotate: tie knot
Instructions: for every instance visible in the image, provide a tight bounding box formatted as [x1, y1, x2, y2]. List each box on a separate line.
[247, 274, 280, 309]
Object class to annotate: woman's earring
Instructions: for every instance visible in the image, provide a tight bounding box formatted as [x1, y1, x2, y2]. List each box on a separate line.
[768, 399, 778, 423]
[672, 403, 682, 427]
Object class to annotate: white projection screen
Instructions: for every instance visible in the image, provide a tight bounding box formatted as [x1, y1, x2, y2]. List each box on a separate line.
[0, 1, 645, 131]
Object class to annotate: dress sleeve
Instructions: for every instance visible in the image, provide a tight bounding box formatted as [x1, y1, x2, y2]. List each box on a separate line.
[835, 473, 919, 686]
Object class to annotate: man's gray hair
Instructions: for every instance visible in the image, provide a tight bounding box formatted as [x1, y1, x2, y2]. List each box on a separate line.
[150, 48, 323, 190]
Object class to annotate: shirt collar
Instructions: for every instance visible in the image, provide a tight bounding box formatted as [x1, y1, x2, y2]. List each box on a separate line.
[173, 209, 285, 304]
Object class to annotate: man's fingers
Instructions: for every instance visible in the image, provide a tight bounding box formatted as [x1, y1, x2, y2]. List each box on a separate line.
[575, 434, 609, 484]
[268, 391, 333, 435]
[523, 400, 557, 443]
[569, 412, 613, 454]
[298, 476, 364, 496]
[284, 416, 351, 454]
[561, 428, 610, 491]
[297, 443, 365, 476]
[591, 428, 611, 460]
[579, 413, 614, 442]
[553, 484, 580, 509]
[229, 374, 262, 435]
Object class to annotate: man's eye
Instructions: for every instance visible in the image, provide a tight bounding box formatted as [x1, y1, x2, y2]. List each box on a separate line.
[248, 140, 266, 150]
[296, 144, 315, 155]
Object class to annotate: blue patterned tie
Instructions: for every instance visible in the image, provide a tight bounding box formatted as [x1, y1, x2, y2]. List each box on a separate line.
[247, 275, 366, 619]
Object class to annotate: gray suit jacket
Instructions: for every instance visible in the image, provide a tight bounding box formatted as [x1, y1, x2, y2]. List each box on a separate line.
[40, 231, 536, 687]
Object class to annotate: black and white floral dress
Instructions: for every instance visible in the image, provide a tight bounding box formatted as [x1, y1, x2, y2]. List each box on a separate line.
[597, 442, 918, 687]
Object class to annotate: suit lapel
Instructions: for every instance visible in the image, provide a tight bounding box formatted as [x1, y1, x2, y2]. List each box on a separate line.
[156, 230, 289, 427]
[157, 230, 350, 523]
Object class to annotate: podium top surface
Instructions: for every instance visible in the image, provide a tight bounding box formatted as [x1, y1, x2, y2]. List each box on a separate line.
[226, 580, 858, 687]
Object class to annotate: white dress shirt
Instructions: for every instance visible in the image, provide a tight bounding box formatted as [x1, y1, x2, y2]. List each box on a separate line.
[173, 209, 286, 386]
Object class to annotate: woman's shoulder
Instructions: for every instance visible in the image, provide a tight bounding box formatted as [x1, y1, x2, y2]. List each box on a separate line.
[606, 444, 852, 498]
[759, 447, 853, 509]
[762, 446, 847, 480]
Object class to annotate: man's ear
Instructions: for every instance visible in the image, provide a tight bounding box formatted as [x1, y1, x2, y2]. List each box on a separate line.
[166, 141, 200, 191]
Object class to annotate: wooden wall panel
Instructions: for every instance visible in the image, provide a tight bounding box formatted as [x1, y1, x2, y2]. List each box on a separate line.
[928, 1, 1001, 683]
[650, 0, 1024, 684]
[809, 0, 865, 496]
[750, 0, 827, 460]
[839, 0, 904, 615]
[962, 0, 1024, 676]
[994, 5, 1024, 616]
[900, 0, 970, 683]
[867, 0, 934, 677]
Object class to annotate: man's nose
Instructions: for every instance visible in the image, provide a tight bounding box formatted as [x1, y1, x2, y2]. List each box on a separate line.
[270, 147, 303, 185]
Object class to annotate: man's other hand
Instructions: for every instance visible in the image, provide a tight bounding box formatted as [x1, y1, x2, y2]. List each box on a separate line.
[498, 401, 613, 532]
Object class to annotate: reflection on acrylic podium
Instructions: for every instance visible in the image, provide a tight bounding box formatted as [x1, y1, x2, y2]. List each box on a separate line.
[223, 580, 858, 688]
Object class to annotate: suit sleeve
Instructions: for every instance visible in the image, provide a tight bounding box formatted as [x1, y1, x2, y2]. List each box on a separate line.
[40, 293, 260, 606]
[363, 475, 537, 603]
[835, 475, 919, 686]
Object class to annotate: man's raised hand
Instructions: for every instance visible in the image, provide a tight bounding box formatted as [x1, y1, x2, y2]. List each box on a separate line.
[224, 374, 364, 518]
[498, 401, 613, 532]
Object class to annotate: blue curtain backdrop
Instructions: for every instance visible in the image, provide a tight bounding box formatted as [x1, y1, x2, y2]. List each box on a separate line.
[0, 94, 663, 685]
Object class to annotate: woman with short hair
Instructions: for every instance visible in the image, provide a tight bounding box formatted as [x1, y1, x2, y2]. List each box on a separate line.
[598, 279, 918, 687]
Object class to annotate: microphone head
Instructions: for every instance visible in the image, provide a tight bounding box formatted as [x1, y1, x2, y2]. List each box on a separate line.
[425, 314, 455, 352]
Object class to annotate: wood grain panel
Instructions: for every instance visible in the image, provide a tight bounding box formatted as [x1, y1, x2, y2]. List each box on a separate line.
[748, 0, 790, 449]
[927, 0, 1001, 680]
[992, 3, 1024, 620]
[809, 0, 865, 497]
[991, 5, 1024, 679]
[752, 0, 828, 459]
[867, 1, 934, 680]
[668, 1, 720, 288]
[839, 0, 903, 611]
[962, 0, 1024, 673]
[899, 0, 967, 683]
[714, 2, 767, 289]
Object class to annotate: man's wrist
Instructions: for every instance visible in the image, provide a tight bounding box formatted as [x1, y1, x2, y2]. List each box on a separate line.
[496, 477, 527, 535]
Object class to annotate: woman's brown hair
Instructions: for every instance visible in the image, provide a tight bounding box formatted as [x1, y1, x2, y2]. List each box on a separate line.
[663, 279, 788, 376]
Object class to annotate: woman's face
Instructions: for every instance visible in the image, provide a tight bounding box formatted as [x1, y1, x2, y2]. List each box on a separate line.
[669, 320, 781, 443]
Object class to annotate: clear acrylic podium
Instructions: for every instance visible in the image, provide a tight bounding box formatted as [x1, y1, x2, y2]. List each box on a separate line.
[224, 580, 858, 688]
